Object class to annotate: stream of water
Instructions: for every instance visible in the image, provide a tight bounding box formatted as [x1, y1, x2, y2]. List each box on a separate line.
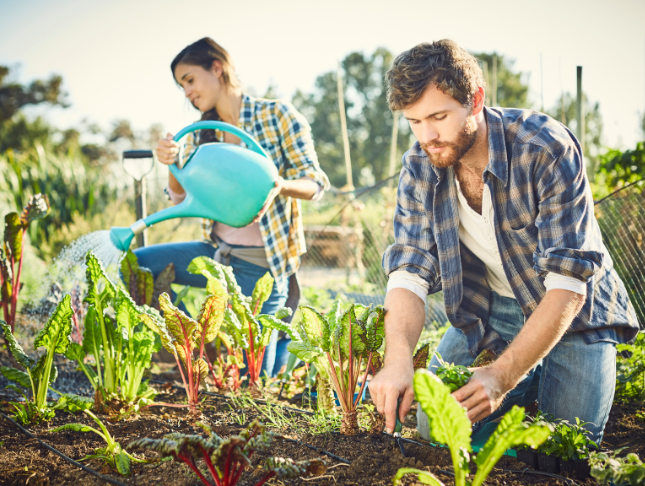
[24, 230, 124, 333]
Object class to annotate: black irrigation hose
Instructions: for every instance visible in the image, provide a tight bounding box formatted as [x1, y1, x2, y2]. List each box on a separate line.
[278, 436, 351, 465]
[0, 411, 128, 486]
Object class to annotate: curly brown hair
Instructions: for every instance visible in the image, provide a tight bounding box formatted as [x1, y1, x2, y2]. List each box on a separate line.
[386, 39, 485, 111]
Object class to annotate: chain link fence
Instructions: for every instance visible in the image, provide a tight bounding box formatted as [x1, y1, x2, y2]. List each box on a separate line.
[300, 176, 645, 331]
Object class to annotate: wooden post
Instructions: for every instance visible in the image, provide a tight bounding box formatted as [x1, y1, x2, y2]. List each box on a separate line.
[491, 55, 498, 107]
[482, 61, 490, 106]
[576, 66, 585, 155]
[540, 53, 544, 112]
[388, 111, 400, 190]
[337, 61, 354, 191]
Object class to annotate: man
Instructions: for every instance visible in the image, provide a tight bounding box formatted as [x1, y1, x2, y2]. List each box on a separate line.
[368, 39, 639, 442]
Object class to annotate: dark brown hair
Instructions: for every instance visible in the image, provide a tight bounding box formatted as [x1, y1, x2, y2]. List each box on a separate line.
[386, 39, 485, 111]
[171, 38, 240, 144]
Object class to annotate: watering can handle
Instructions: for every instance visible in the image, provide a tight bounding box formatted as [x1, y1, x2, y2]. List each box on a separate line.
[172, 121, 270, 159]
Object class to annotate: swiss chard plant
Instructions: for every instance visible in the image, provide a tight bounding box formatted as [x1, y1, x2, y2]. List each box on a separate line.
[64, 251, 159, 414]
[589, 448, 645, 486]
[432, 352, 474, 392]
[393, 370, 550, 486]
[284, 300, 385, 434]
[52, 410, 147, 476]
[128, 419, 326, 486]
[187, 256, 293, 390]
[0, 294, 73, 424]
[120, 249, 174, 309]
[1, 194, 50, 333]
[140, 291, 226, 415]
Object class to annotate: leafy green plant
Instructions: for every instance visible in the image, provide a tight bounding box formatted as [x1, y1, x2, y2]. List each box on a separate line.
[63, 251, 159, 414]
[393, 370, 550, 486]
[432, 352, 473, 392]
[616, 332, 645, 402]
[128, 419, 326, 486]
[589, 448, 645, 486]
[284, 300, 385, 434]
[140, 291, 226, 415]
[187, 256, 293, 390]
[52, 410, 146, 476]
[534, 415, 598, 461]
[0, 294, 72, 423]
[120, 249, 174, 309]
[0, 194, 50, 332]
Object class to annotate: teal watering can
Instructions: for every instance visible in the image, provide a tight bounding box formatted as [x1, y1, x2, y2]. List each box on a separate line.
[109, 121, 278, 251]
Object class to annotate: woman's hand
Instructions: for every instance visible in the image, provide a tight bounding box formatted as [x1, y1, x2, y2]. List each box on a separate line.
[252, 177, 283, 223]
[156, 132, 180, 165]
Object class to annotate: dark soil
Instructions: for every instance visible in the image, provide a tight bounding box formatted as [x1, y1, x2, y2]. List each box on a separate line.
[1, 361, 643, 486]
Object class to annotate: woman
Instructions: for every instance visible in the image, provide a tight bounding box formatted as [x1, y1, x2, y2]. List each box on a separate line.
[135, 37, 329, 377]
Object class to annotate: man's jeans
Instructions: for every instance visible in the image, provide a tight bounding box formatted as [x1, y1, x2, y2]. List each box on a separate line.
[417, 291, 616, 443]
[134, 241, 290, 377]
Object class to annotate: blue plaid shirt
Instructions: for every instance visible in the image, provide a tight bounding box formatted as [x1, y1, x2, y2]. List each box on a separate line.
[383, 107, 639, 357]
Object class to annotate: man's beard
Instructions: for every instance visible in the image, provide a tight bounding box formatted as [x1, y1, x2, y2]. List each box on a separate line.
[421, 116, 478, 169]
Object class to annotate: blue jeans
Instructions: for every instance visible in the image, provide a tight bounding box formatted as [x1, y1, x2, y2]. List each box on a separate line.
[417, 292, 616, 443]
[134, 241, 290, 377]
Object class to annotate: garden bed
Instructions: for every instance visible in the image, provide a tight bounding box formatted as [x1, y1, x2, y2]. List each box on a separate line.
[2, 370, 643, 486]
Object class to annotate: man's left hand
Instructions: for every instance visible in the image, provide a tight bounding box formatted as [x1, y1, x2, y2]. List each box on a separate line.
[452, 366, 511, 423]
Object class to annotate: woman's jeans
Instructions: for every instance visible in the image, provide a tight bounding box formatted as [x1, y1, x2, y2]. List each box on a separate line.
[417, 291, 616, 443]
[134, 241, 290, 378]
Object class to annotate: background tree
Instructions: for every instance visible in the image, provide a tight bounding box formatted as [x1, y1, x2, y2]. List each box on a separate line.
[547, 93, 604, 179]
[472, 52, 530, 108]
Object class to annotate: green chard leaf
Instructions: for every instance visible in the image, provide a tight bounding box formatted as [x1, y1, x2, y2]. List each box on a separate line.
[157, 293, 198, 352]
[140, 300, 178, 356]
[196, 294, 227, 345]
[136, 266, 154, 307]
[274, 307, 292, 320]
[115, 450, 131, 476]
[34, 294, 73, 354]
[1, 319, 34, 369]
[336, 305, 365, 361]
[286, 341, 321, 363]
[365, 306, 385, 352]
[19, 194, 50, 226]
[0, 366, 31, 389]
[119, 250, 139, 294]
[130, 332, 156, 370]
[53, 393, 94, 413]
[251, 272, 274, 316]
[32, 354, 58, 384]
[393, 468, 445, 486]
[82, 307, 102, 357]
[413, 343, 431, 370]
[298, 305, 330, 350]
[152, 263, 175, 309]
[326, 298, 344, 336]
[84, 252, 116, 307]
[4, 212, 23, 263]
[414, 369, 471, 481]
[0, 250, 12, 301]
[472, 406, 550, 486]
[258, 314, 298, 341]
[115, 293, 142, 335]
[222, 307, 249, 349]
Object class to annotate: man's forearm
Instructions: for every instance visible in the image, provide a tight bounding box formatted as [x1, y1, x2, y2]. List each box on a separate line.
[383, 288, 426, 365]
[490, 289, 585, 390]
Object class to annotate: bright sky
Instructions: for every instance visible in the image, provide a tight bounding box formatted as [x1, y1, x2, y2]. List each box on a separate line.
[2, 0, 644, 150]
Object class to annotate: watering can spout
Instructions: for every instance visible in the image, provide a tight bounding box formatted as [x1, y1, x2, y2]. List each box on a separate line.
[109, 220, 147, 251]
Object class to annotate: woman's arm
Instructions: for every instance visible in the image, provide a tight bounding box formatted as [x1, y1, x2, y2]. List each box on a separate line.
[276, 176, 321, 200]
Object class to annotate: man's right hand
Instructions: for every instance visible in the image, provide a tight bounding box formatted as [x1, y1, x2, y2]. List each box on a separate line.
[156, 132, 180, 165]
[368, 358, 415, 434]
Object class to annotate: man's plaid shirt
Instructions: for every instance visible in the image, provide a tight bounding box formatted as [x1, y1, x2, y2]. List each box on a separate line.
[383, 107, 639, 357]
[182, 93, 330, 288]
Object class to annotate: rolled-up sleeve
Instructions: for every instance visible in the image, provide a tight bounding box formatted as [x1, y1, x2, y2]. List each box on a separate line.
[276, 102, 330, 191]
[382, 162, 442, 293]
[533, 142, 604, 282]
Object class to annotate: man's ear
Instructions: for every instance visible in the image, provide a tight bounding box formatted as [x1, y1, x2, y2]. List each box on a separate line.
[211, 59, 223, 78]
[471, 86, 486, 115]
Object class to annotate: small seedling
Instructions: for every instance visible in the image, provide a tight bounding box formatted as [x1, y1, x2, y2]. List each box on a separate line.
[52, 410, 146, 476]
[432, 352, 473, 392]
[128, 419, 326, 486]
[589, 448, 645, 485]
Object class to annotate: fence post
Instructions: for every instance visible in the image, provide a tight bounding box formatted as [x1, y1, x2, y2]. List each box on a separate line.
[134, 178, 147, 248]
[337, 61, 354, 191]
[576, 66, 585, 155]
[388, 111, 400, 190]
